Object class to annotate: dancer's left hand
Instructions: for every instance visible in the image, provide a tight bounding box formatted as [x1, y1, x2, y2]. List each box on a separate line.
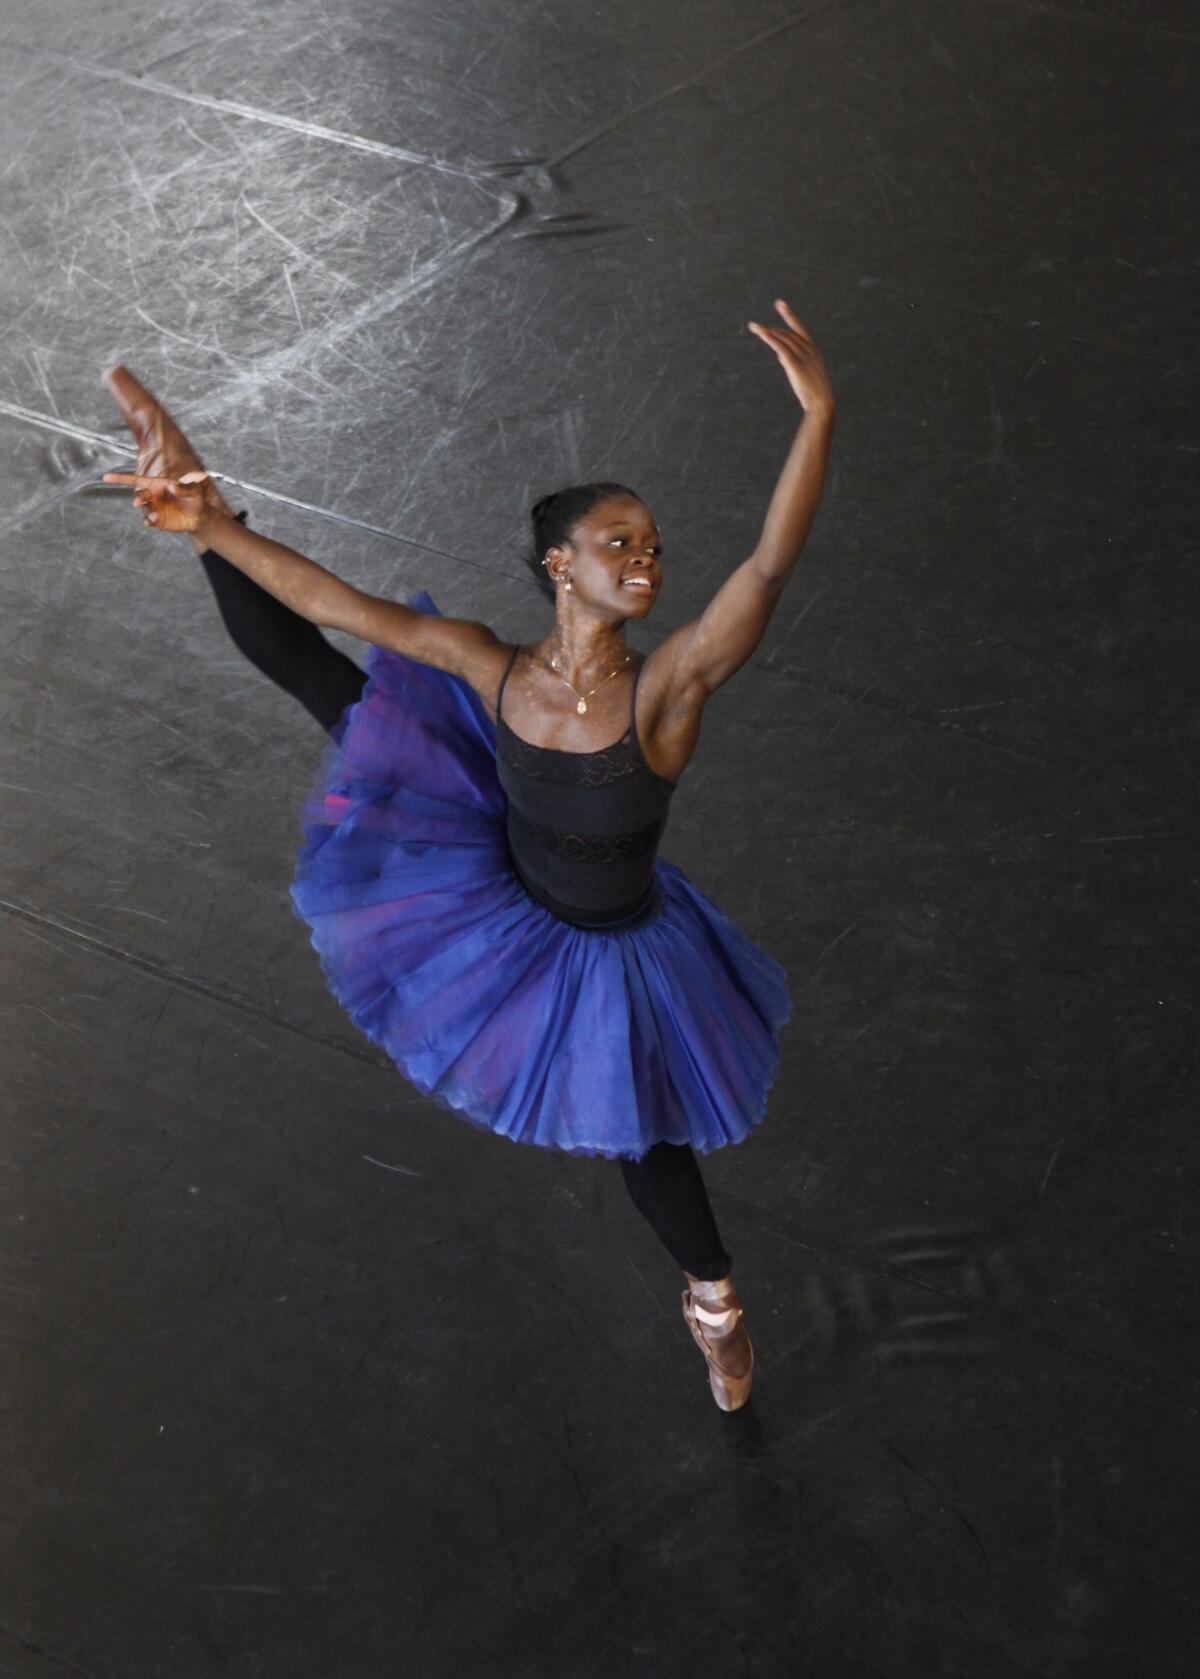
[102, 469, 211, 533]
[747, 300, 834, 415]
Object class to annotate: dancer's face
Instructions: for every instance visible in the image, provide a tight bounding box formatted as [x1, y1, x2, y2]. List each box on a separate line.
[551, 495, 663, 614]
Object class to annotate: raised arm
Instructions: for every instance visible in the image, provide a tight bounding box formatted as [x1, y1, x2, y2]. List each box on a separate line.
[100, 473, 503, 680]
[658, 301, 835, 700]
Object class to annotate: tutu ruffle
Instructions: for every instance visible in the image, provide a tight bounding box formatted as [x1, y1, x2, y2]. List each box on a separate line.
[289, 592, 791, 1161]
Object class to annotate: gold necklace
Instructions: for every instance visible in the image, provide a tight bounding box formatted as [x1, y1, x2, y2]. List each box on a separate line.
[547, 650, 633, 714]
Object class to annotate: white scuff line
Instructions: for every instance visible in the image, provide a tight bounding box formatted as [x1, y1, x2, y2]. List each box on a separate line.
[281, 264, 305, 333]
[0, 401, 519, 577]
[0, 400, 113, 448]
[1, 40, 490, 183]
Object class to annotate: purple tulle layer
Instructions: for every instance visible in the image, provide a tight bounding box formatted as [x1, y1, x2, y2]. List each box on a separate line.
[289, 592, 792, 1161]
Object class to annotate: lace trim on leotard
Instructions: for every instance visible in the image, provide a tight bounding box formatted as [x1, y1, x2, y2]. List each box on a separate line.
[497, 717, 642, 787]
[508, 805, 664, 863]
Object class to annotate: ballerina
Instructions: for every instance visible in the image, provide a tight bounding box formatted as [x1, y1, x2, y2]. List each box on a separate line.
[101, 300, 835, 1411]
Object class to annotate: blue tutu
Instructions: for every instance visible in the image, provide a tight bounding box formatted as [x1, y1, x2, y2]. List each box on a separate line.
[289, 592, 792, 1161]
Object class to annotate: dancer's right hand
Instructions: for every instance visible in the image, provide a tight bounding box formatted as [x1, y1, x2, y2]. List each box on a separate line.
[102, 469, 212, 533]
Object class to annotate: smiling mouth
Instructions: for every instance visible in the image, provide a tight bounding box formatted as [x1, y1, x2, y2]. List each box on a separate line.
[621, 578, 655, 591]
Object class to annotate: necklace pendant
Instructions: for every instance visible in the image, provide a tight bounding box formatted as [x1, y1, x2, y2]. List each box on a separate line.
[577, 698, 587, 714]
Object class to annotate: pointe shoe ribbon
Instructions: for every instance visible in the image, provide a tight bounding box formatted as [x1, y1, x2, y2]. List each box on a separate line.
[681, 1280, 755, 1413]
[102, 365, 234, 519]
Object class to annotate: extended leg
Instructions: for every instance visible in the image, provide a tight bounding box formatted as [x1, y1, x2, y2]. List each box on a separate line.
[101, 367, 364, 735]
[199, 512, 366, 735]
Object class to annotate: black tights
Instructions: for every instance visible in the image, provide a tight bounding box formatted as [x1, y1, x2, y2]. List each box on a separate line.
[197, 523, 732, 1280]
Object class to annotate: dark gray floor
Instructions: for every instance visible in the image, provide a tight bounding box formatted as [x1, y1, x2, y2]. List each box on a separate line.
[3, 2, 1197, 1675]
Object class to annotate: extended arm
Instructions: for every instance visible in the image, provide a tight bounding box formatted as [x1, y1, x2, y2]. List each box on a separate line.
[661, 302, 835, 698]
[100, 477, 501, 678]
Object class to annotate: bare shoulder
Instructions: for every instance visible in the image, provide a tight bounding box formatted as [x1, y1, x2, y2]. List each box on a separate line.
[349, 593, 514, 706]
[408, 612, 514, 714]
[452, 623, 517, 718]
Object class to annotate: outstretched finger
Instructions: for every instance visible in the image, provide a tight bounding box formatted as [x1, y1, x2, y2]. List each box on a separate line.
[774, 299, 812, 338]
[748, 324, 792, 356]
[103, 471, 192, 491]
[103, 471, 163, 489]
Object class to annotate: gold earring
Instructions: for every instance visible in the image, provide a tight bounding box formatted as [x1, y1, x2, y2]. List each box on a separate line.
[564, 576, 573, 592]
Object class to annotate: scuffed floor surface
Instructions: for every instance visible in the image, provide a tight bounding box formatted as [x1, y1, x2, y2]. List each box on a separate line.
[1, 1, 1197, 1675]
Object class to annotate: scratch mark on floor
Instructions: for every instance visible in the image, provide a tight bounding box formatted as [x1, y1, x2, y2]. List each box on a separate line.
[1038, 1136, 1065, 1199]
[545, 0, 862, 172]
[362, 1154, 427, 1179]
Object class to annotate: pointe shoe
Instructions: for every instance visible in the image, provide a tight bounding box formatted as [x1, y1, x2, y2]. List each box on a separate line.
[103, 364, 235, 521]
[681, 1273, 754, 1412]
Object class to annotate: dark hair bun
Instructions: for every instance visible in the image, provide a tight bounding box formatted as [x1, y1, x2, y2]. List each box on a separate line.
[524, 480, 641, 604]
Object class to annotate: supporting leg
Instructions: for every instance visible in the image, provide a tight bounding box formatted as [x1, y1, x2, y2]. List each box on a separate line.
[617, 1141, 732, 1280]
[618, 1141, 754, 1410]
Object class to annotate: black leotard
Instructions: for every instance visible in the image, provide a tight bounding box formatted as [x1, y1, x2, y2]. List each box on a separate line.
[494, 645, 677, 928]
